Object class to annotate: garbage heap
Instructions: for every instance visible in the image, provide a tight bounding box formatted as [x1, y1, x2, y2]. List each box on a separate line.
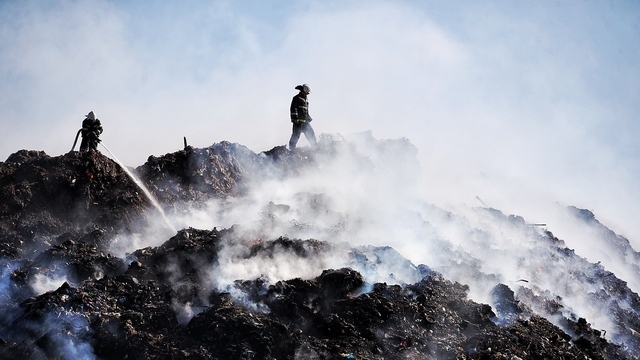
[0, 135, 636, 359]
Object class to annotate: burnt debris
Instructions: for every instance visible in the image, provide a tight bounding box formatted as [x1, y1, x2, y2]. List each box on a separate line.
[0, 135, 638, 359]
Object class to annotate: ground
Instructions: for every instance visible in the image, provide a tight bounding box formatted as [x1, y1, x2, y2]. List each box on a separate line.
[0, 138, 636, 359]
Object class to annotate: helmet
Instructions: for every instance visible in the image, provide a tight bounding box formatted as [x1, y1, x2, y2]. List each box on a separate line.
[296, 84, 312, 94]
[86, 111, 95, 120]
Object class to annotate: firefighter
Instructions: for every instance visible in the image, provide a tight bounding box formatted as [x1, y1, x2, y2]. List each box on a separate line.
[79, 111, 103, 152]
[288, 83, 317, 150]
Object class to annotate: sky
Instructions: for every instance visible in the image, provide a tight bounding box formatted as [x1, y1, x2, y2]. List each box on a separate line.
[1, 0, 639, 246]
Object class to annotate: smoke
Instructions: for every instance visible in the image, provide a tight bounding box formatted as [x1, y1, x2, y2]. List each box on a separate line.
[109, 216, 177, 258]
[30, 273, 69, 295]
[1, 1, 638, 249]
[3, 1, 639, 353]
[0, 261, 97, 359]
[540, 205, 640, 295]
[35, 312, 97, 360]
[65, 123, 636, 354]
[0, 260, 21, 302]
[101, 129, 639, 345]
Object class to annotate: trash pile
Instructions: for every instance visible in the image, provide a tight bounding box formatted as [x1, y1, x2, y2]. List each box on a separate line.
[0, 150, 149, 261]
[0, 135, 638, 359]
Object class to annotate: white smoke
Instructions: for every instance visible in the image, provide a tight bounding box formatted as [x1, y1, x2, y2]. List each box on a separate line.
[2, 1, 638, 249]
[30, 273, 69, 295]
[93, 128, 639, 355]
[1, 2, 638, 356]
[131, 132, 636, 347]
[0, 259, 96, 360]
[0, 0, 629, 347]
[41, 312, 97, 360]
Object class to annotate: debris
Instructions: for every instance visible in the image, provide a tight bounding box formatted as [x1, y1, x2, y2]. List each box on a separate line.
[0, 138, 637, 359]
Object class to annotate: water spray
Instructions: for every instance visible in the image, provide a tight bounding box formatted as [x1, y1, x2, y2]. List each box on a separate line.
[100, 142, 177, 234]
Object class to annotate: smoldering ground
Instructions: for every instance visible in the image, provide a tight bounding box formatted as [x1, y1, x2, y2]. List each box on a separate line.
[95, 132, 640, 353]
[0, 131, 639, 358]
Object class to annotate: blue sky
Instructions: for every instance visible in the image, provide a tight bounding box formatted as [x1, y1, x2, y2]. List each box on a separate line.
[1, 0, 639, 244]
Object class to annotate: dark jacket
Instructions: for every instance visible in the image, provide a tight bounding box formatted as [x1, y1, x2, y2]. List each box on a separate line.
[290, 93, 312, 123]
[82, 118, 103, 139]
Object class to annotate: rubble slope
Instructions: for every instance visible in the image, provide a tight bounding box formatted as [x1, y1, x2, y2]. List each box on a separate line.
[0, 135, 638, 359]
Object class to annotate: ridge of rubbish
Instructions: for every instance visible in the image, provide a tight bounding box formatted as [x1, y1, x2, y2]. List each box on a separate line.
[0, 133, 638, 359]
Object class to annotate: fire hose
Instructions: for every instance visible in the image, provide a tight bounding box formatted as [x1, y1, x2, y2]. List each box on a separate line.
[70, 129, 82, 151]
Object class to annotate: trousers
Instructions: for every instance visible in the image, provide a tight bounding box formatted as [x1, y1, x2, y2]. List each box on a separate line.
[289, 122, 317, 150]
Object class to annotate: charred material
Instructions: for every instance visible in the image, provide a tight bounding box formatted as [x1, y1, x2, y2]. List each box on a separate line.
[0, 136, 638, 359]
[0, 150, 149, 260]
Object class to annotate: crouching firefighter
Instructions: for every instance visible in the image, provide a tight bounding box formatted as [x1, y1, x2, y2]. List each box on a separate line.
[288, 83, 317, 150]
[79, 111, 103, 152]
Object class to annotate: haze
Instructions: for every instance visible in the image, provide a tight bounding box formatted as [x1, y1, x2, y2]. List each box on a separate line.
[1, 0, 639, 247]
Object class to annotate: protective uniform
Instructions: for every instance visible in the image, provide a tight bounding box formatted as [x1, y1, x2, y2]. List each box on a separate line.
[80, 111, 103, 152]
[289, 84, 317, 150]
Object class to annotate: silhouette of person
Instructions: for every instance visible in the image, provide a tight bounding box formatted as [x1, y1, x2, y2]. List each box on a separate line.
[80, 111, 103, 152]
[288, 84, 317, 150]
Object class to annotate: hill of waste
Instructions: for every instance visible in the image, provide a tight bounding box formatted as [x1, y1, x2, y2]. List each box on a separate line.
[0, 133, 638, 359]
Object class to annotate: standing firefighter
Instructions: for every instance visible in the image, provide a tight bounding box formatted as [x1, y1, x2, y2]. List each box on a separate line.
[289, 83, 317, 150]
[79, 111, 103, 152]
